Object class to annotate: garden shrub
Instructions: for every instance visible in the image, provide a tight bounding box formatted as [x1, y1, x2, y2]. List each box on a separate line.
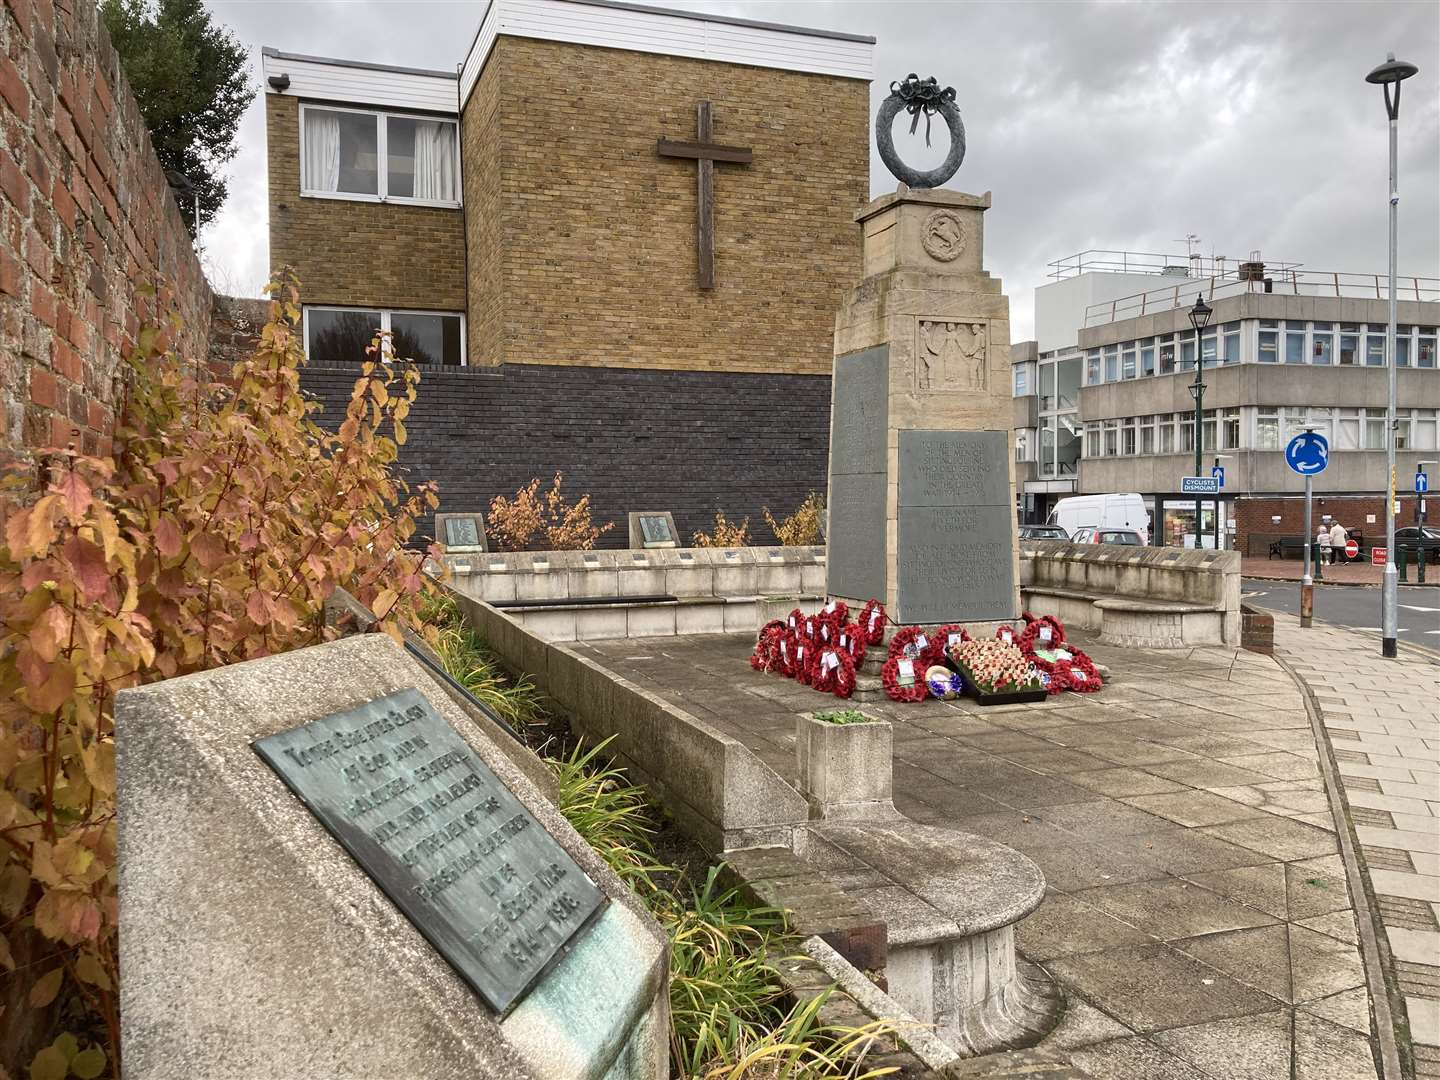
[692, 511, 751, 548]
[0, 276, 438, 1075]
[487, 472, 614, 551]
[764, 492, 826, 547]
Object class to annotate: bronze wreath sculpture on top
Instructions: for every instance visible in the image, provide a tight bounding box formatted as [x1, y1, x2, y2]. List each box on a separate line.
[876, 74, 966, 189]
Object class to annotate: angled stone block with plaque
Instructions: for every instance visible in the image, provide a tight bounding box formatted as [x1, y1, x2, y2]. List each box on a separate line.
[116, 634, 667, 1080]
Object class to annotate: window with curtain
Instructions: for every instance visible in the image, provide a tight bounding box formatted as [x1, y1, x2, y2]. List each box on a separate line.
[1256, 410, 1280, 450]
[305, 307, 465, 366]
[301, 105, 459, 205]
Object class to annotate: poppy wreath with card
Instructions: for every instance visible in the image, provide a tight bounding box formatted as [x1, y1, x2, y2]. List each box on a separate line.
[817, 599, 850, 629]
[750, 620, 786, 673]
[773, 630, 798, 677]
[1017, 614, 1066, 653]
[994, 624, 1021, 648]
[810, 646, 856, 698]
[933, 624, 970, 662]
[887, 625, 941, 666]
[793, 641, 814, 685]
[881, 656, 928, 702]
[1058, 653, 1101, 693]
[857, 599, 888, 646]
[837, 622, 868, 665]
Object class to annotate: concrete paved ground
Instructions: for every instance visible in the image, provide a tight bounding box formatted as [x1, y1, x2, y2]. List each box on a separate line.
[1245, 578, 1440, 648]
[1270, 613, 1440, 1080]
[575, 632, 1387, 1080]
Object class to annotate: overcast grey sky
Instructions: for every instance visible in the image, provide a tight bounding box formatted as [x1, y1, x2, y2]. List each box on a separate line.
[202, 0, 1440, 340]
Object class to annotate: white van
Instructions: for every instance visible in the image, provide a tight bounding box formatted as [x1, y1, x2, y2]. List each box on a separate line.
[1048, 493, 1150, 545]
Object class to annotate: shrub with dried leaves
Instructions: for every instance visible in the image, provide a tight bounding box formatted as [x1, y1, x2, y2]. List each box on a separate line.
[0, 274, 439, 1076]
[692, 511, 751, 548]
[486, 472, 613, 551]
[763, 492, 825, 547]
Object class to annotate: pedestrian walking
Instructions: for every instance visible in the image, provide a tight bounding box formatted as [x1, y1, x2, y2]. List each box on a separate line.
[1329, 520, 1348, 564]
[1317, 526, 1332, 565]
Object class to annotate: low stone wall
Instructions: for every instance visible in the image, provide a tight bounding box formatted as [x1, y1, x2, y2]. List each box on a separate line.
[448, 544, 827, 604]
[1019, 542, 1241, 647]
[450, 589, 808, 853]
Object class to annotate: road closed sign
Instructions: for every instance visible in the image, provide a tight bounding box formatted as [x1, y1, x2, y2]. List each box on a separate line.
[1371, 546, 1387, 567]
[1345, 539, 1359, 559]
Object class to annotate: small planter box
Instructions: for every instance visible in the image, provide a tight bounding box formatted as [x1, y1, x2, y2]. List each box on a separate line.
[795, 711, 893, 819]
[955, 662, 1047, 706]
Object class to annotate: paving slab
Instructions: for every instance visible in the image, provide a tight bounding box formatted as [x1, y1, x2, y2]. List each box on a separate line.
[1071, 879, 1277, 942]
[1150, 1009, 1293, 1080]
[1122, 790, 1268, 828]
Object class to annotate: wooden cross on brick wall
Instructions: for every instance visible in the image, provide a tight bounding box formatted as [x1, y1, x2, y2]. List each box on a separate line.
[657, 101, 753, 290]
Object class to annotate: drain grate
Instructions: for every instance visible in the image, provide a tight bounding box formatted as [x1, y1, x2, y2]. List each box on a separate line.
[1333, 748, 1371, 764]
[1396, 960, 1440, 999]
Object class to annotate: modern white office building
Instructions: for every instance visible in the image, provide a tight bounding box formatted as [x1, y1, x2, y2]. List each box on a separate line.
[1013, 251, 1440, 551]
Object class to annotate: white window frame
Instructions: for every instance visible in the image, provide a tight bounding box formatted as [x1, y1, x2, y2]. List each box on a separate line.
[299, 102, 462, 209]
[302, 305, 468, 366]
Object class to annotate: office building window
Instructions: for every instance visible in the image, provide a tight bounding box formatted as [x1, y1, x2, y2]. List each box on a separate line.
[1258, 328, 1278, 363]
[1121, 341, 1137, 380]
[1311, 323, 1333, 365]
[1200, 332, 1217, 366]
[1397, 412, 1412, 450]
[1141, 343, 1155, 376]
[1103, 420, 1118, 457]
[1013, 366, 1028, 395]
[1179, 336, 1195, 371]
[1058, 415, 1081, 474]
[1307, 406, 1333, 444]
[1121, 417, 1137, 455]
[1140, 415, 1156, 455]
[1057, 357, 1081, 410]
[1039, 419, 1056, 477]
[1201, 410, 1216, 454]
[1337, 408, 1360, 450]
[1179, 415, 1195, 453]
[1365, 332, 1386, 366]
[1085, 422, 1101, 458]
[1284, 322, 1306, 364]
[1419, 328, 1437, 368]
[1085, 349, 1102, 384]
[1415, 409, 1437, 450]
[1104, 346, 1119, 383]
[1159, 337, 1176, 375]
[1158, 414, 1176, 454]
[1256, 409, 1280, 450]
[1339, 327, 1360, 364]
[1397, 326, 1411, 367]
[1221, 408, 1240, 450]
[1364, 408, 1387, 449]
[1039, 362, 1057, 411]
[1221, 322, 1241, 364]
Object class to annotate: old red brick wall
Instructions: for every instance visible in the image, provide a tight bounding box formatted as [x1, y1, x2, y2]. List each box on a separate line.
[1235, 494, 1422, 556]
[0, 0, 212, 459]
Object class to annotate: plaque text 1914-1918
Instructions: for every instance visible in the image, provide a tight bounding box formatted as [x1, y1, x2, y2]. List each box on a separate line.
[253, 688, 604, 1015]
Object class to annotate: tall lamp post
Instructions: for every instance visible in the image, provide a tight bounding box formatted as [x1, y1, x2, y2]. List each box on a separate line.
[1187, 294, 1213, 548]
[1367, 53, 1418, 659]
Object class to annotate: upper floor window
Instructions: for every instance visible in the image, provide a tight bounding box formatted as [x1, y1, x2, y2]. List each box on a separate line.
[304, 306, 466, 366]
[301, 105, 460, 206]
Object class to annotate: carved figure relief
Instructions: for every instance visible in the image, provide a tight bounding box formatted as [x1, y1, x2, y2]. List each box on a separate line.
[920, 210, 966, 262]
[916, 320, 988, 391]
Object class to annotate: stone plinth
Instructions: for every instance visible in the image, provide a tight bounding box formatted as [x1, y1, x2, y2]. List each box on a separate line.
[826, 187, 1020, 627]
[795, 713, 896, 820]
[115, 634, 668, 1080]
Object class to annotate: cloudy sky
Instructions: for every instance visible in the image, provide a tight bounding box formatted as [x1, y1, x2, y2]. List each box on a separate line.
[202, 0, 1439, 339]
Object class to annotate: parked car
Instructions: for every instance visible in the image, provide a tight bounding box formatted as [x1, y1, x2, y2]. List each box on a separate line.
[1072, 527, 1145, 546]
[1395, 525, 1440, 556]
[1019, 524, 1071, 541]
[1049, 493, 1150, 546]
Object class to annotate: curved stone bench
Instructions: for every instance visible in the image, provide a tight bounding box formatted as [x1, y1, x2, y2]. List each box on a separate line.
[799, 820, 1059, 1056]
[1023, 584, 1228, 649]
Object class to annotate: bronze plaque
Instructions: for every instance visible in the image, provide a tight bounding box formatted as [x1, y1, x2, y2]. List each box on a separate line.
[254, 688, 604, 1014]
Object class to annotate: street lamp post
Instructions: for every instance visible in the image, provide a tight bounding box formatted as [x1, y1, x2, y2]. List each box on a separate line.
[1367, 52, 1418, 659]
[1187, 295, 1213, 549]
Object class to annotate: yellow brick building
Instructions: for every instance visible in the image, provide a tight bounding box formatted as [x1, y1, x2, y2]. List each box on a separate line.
[263, 0, 873, 375]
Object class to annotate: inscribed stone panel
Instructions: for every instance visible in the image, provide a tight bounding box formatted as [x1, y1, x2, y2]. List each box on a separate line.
[829, 346, 888, 476]
[898, 430, 1009, 508]
[827, 472, 887, 602]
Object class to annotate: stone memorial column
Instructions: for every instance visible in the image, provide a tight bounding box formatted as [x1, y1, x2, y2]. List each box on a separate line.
[825, 186, 1019, 628]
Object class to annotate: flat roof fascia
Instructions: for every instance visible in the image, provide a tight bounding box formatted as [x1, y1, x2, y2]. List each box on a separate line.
[261, 47, 459, 115]
[459, 0, 875, 110]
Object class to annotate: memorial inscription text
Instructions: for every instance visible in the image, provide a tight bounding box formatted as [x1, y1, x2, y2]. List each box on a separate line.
[254, 688, 603, 1014]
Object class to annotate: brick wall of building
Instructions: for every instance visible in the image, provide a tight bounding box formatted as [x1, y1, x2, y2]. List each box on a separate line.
[298, 361, 833, 548]
[265, 94, 466, 312]
[461, 36, 869, 374]
[0, 0, 211, 458]
[1235, 494, 1423, 556]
